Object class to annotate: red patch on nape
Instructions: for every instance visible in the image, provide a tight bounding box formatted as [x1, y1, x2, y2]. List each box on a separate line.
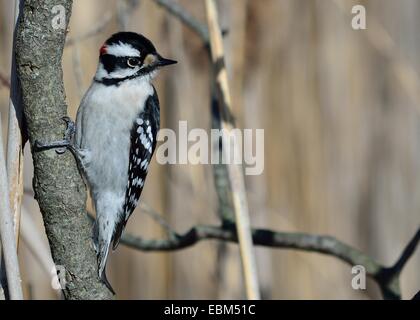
[100, 45, 107, 55]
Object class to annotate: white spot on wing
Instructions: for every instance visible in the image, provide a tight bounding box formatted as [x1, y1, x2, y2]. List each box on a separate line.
[140, 159, 148, 169]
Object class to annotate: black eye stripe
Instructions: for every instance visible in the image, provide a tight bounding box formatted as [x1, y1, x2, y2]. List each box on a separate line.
[100, 55, 143, 72]
[100, 54, 116, 73]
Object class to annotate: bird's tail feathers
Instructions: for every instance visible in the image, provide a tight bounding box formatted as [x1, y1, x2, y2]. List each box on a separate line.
[94, 197, 121, 295]
[100, 264, 115, 295]
[97, 235, 115, 295]
[94, 211, 116, 295]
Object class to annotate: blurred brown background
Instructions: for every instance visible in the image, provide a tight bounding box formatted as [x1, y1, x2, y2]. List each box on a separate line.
[1, 0, 419, 299]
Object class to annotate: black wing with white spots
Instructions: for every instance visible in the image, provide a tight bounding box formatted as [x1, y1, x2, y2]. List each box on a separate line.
[112, 88, 160, 249]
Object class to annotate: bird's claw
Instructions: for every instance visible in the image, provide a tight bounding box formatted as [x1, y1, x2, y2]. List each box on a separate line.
[62, 116, 76, 142]
[34, 116, 75, 154]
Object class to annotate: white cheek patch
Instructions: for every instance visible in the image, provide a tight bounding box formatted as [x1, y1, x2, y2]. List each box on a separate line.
[106, 42, 140, 57]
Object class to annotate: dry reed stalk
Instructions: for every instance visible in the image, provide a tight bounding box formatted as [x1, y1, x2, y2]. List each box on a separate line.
[0, 113, 23, 300]
[6, 0, 24, 247]
[205, 0, 260, 300]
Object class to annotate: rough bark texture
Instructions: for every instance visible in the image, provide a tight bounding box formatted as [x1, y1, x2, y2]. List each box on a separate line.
[15, 0, 112, 299]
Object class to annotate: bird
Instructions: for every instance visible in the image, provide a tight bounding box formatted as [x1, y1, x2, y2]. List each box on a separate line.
[36, 32, 177, 293]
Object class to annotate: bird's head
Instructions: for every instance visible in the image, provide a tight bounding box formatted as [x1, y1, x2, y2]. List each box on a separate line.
[95, 32, 177, 85]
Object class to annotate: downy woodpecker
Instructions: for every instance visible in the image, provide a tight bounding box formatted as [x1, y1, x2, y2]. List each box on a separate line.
[37, 32, 176, 293]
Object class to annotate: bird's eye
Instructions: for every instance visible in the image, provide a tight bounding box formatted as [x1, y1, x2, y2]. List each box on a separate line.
[127, 57, 140, 68]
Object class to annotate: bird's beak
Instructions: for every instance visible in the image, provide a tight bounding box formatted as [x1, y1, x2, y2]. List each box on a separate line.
[156, 54, 177, 67]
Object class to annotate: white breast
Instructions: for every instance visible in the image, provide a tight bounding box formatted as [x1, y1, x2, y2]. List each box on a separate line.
[75, 77, 153, 212]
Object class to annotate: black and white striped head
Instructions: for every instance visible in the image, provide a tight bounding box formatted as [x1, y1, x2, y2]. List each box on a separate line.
[95, 32, 177, 85]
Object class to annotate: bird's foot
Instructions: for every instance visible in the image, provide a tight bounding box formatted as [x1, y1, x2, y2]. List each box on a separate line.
[34, 116, 76, 155]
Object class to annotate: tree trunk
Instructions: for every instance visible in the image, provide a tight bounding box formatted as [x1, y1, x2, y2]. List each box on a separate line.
[15, 0, 112, 300]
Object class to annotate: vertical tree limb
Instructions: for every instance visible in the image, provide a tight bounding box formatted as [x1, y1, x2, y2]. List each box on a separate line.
[1, 0, 23, 299]
[211, 90, 235, 224]
[15, 0, 112, 299]
[205, 0, 261, 300]
[7, 0, 24, 247]
[0, 113, 23, 300]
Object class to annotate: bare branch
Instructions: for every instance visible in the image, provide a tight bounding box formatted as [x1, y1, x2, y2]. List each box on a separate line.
[374, 228, 420, 299]
[153, 0, 209, 43]
[391, 228, 420, 275]
[139, 203, 177, 238]
[120, 222, 419, 300]
[120, 224, 380, 270]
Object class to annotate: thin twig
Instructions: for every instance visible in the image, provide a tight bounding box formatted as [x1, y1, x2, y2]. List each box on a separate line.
[205, 0, 260, 300]
[120, 224, 380, 270]
[117, 0, 130, 31]
[390, 228, 420, 275]
[153, 0, 209, 43]
[66, 0, 140, 48]
[373, 228, 420, 299]
[124, 225, 367, 266]
[0, 72, 10, 89]
[117, 0, 140, 31]
[139, 203, 177, 238]
[65, 12, 113, 47]
[0, 113, 23, 300]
